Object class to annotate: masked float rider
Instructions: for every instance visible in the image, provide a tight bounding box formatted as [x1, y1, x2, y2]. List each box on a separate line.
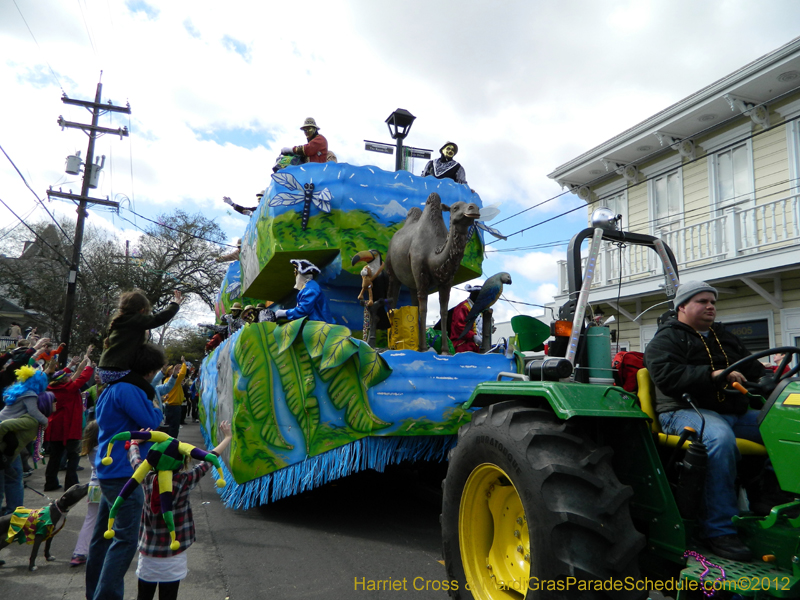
[222, 191, 264, 217]
[449, 284, 482, 354]
[274, 260, 335, 324]
[199, 301, 244, 338]
[281, 118, 328, 164]
[256, 302, 275, 324]
[422, 141, 468, 185]
[644, 281, 773, 562]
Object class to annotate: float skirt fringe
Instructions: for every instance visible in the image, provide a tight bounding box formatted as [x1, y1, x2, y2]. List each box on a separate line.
[200, 428, 457, 509]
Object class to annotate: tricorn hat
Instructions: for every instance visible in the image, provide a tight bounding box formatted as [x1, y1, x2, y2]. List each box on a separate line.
[290, 258, 321, 276]
[300, 117, 319, 130]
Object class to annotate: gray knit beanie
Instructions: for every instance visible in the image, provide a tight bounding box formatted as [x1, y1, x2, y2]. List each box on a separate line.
[674, 280, 717, 308]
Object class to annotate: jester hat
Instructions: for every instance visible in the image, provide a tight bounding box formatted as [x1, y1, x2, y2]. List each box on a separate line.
[101, 431, 226, 551]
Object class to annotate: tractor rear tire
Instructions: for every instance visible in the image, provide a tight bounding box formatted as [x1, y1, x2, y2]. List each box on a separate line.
[441, 401, 645, 599]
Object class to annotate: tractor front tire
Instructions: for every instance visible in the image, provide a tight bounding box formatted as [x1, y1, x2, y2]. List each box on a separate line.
[441, 401, 645, 599]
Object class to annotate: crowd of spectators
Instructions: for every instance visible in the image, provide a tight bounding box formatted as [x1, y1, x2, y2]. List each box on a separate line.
[0, 289, 213, 599]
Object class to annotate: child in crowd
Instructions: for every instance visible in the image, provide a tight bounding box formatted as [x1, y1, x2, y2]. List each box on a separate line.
[71, 419, 100, 566]
[98, 289, 183, 395]
[0, 367, 53, 467]
[85, 368, 105, 423]
[128, 421, 232, 600]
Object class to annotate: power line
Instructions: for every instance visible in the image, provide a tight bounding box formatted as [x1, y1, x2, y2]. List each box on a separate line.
[622, 174, 800, 233]
[498, 175, 800, 249]
[485, 239, 571, 253]
[119, 208, 239, 248]
[491, 204, 587, 242]
[12, 0, 64, 91]
[494, 82, 800, 230]
[0, 142, 105, 281]
[76, 0, 98, 59]
[0, 196, 73, 268]
[1, 138, 235, 254]
[490, 107, 800, 245]
[0, 143, 75, 245]
[0, 204, 39, 242]
[127, 112, 137, 227]
[492, 188, 572, 227]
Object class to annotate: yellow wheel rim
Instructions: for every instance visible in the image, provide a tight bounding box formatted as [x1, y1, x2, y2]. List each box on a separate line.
[459, 463, 529, 599]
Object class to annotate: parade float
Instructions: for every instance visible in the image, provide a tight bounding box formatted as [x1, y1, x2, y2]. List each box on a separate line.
[200, 163, 800, 599]
[200, 161, 523, 509]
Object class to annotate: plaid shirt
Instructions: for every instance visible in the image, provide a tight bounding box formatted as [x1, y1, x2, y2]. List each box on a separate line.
[128, 444, 211, 557]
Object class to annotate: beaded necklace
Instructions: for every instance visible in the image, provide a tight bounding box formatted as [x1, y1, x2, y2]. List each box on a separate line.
[694, 326, 730, 402]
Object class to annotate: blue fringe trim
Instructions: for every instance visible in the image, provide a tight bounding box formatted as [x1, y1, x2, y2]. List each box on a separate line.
[200, 427, 456, 510]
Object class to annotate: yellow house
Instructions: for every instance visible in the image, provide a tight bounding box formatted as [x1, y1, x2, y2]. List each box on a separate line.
[547, 37, 800, 353]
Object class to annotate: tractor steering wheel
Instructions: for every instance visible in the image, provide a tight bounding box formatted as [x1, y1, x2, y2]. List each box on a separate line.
[715, 346, 800, 398]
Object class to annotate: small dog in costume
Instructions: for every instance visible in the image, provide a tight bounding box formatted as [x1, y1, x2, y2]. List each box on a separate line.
[0, 483, 89, 570]
[100, 431, 225, 550]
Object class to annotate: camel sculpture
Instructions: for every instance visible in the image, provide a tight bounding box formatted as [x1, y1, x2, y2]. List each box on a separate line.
[385, 192, 480, 353]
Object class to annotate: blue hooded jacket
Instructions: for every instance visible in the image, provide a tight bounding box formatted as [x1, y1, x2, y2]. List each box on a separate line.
[95, 382, 163, 479]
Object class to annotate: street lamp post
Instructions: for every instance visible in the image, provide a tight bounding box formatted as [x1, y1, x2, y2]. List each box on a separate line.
[385, 108, 416, 171]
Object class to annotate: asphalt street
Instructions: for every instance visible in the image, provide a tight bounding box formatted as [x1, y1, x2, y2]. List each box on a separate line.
[0, 422, 452, 599]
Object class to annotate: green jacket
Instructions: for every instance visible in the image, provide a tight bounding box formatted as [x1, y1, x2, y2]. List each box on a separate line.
[99, 302, 180, 370]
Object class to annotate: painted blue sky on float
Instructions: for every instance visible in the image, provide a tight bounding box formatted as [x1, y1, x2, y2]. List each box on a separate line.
[261, 162, 483, 229]
[221, 261, 242, 300]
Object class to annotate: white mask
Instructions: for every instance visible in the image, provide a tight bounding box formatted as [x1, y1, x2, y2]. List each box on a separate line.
[295, 272, 312, 290]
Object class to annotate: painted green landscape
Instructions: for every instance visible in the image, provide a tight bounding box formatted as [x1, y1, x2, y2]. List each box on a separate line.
[245, 207, 484, 301]
[226, 318, 393, 484]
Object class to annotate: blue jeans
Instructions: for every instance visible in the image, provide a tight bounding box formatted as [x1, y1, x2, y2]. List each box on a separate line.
[165, 405, 182, 439]
[0, 455, 23, 515]
[85, 477, 143, 600]
[659, 408, 762, 538]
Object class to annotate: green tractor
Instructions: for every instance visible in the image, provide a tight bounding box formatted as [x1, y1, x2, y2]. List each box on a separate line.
[441, 218, 800, 599]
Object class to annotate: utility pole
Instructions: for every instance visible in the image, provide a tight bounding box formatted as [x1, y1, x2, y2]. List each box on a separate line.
[47, 81, 131, 364]
[125, 239, 130, 288]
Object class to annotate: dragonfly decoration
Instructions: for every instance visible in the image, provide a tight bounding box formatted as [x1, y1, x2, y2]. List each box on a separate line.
[226, 281, 241, 299]
[269, 172, 332, 230]
[469, 204, 507, 241]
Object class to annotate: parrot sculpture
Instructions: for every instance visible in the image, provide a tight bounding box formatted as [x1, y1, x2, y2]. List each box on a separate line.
[457, 272, 512, 340]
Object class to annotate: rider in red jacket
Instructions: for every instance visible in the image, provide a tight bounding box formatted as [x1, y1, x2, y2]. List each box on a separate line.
[281, 117, 328, 164]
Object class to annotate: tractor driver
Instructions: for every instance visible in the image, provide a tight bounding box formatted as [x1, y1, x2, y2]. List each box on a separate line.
[281, 118, 328, 164]
[644, 281, 766, 562]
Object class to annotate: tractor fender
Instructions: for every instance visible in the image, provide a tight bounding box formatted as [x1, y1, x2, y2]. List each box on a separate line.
[464, 380, 650, 421]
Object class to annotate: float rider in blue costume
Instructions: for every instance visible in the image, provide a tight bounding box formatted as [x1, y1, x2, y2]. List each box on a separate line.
[274, 259, 335, 324]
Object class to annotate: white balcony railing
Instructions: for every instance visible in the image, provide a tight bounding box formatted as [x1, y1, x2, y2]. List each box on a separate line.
[558, 192, 800, 294]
